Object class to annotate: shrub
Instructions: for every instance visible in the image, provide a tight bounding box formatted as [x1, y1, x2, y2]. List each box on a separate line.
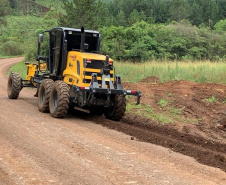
[25, 44, 37, 62]
[2, 41, 24, 56]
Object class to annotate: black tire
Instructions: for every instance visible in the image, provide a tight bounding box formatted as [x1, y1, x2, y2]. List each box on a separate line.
[104, 95, 126, 121]
[7, 72, 21, 99]
[38, 79, 54, 113]
[49, 81, 69, 118]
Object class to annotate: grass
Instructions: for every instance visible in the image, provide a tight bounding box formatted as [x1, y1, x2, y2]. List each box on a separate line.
[114, 60, 226, 84]
[158, 98, 168, 107]
[126, 102, 200, 125]
[126, 103, 174, 124]
[8, 60, 27, 79]
[0, 55, 21, 59]
[12, 60, 226, 84]
[206, 96, 216, 103]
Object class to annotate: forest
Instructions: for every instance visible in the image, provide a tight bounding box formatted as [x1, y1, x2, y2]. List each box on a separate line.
[0, 0, 225, 61]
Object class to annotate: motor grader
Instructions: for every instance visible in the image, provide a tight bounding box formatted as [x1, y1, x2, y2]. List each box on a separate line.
[7, 27, 141, 121]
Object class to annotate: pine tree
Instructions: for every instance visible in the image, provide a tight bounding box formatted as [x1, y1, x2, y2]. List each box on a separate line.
[116, 10, 127, 26]
[58, 0, 104, 30]
[189, 0, 204, 26]
[128, 9, 140, 25]
[0, 0, 10, 27]
[169, 0, 191, 22]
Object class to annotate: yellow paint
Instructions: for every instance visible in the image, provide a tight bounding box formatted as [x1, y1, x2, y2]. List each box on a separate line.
[63, 51, 114, 87]
[25, 51, 115, 88]
[26, 62, 47, 87]
[40, 63, 47, 71]
[26, 64, 37, 81]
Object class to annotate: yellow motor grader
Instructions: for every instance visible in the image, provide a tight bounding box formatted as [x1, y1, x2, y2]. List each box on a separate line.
[7, 27, 141, 121]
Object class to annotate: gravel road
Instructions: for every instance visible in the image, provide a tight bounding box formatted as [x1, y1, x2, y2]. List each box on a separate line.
[0, 57, 225, 185]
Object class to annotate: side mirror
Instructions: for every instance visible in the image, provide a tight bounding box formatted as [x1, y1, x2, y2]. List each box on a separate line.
[39, 34, 43, 43]
[84, 43, 89, 50]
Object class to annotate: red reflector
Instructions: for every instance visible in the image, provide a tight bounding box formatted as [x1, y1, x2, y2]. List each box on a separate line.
[80, 87, 85, 90]
[109, 60, 113, 65]
[86, 59, 92, 63]
[131, 90, 136, 94]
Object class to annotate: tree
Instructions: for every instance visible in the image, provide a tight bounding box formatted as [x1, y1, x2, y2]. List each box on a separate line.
[58, 0, 104, 30]
[189, 0, 204, 26]
[0, 0, 10, 31]
[169, 0, 190, 22]
[116, 10, 127, 26]
[214, 19, 226, 32]
[152, 0, 170, 23]
[128, 9, 140, 25]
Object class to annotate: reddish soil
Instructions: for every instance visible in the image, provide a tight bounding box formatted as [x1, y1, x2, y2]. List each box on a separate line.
[98, 80, 226, 171]
[1, 58, 226, 184]
[80, 79, 226, 172]
[124, 80, 226, 127]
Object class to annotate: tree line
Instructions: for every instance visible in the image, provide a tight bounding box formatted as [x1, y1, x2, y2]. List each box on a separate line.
[59, 0, 226, 61]
[59, 0, 226, 29]
[0, 0, 226, 61]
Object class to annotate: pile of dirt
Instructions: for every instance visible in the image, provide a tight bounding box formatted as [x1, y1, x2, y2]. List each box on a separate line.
[81, 79, 226, 171]
[69, 78, 226, 171]
[122, 79, 226, 170]
[123, 79, 226, 128]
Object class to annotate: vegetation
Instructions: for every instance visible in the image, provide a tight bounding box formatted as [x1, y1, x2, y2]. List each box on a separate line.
[10, 59, 226, 85]
[2, 0, 226, 84]
[206, 96, 216, 103]
[0, 0, 10, 26]
[114, 61, 226, 84]
[126, 102, 197, 124]
[0, 0, 225, 62]
[59, 0, 106, 29]
[101, 21, 226, 61]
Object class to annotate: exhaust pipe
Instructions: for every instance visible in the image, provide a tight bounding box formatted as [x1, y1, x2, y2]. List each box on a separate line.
[80, 27, 85, 51]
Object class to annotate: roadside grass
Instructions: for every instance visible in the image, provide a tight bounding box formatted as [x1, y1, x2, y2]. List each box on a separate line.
[7, 60, 27, 79]
[126, 102, 199, 125]
[10, 59, 226, 84]
[114, 60, 226, 84]
[0, 55, 21, 59]
[126, 102, 191, 124]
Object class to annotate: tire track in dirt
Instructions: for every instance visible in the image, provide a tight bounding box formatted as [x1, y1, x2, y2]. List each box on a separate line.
[75, 106, 226, 172]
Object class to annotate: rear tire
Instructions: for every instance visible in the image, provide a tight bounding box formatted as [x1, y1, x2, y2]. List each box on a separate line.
[49, 81, 69, 118]
[7, 72, 21, 99]
[38, 79, 54, 113]
[104, 95, 126, 121]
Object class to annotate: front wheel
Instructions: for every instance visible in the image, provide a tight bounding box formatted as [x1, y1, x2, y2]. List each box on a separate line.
[104, 95, 126, 121]
[49, 81, 69, 118]
[7, 72, 21, 99]
[38, 79, 54, 113]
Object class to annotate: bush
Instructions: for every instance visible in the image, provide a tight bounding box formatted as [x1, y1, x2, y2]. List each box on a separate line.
[25, 45, 37, 62]
[2, 41, 24, 56]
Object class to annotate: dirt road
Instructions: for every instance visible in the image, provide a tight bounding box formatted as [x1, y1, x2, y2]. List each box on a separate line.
[0, 57, 225, 185]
